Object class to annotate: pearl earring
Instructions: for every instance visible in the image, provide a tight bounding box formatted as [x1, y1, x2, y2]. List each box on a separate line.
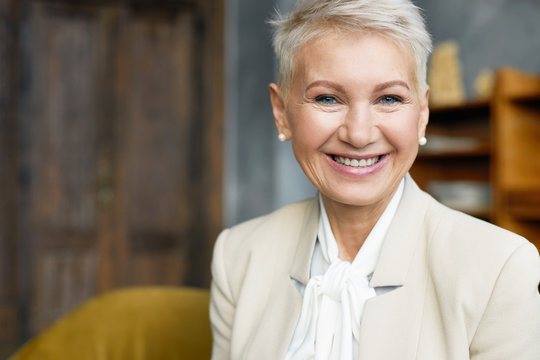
[278, 133, 286, 142]
[419, 136, 427, 146]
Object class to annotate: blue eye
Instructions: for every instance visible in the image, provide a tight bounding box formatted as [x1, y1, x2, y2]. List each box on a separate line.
[380, 95, 403, 105]
[315, 95, 338, 105]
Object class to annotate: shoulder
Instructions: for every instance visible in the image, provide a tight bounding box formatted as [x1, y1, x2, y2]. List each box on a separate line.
[219, 197, 316, 251]
[229, 198, 316, 236]
[212, 197, 317, 274]
[419, 190, 539, 308]
[410, 187, 539, 339]
[211, 197, 317, 303]
[423, 193, 530, 259]
[401, 177, 531, 263]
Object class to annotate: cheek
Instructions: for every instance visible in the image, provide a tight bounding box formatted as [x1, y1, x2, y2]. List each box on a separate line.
[290, 109, 337, 146]
[383, 113, 420, 149]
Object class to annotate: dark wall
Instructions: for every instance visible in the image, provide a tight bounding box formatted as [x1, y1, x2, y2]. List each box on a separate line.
[416, 0, 540, 97]
[223, 0, 276, 226]
[224, 0, 315, 227]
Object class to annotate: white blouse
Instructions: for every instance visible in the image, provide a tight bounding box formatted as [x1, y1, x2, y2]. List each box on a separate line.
[286, 178, 405, 360]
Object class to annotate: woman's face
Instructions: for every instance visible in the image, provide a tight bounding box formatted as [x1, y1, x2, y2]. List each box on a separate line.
[270, 31, 429, 210]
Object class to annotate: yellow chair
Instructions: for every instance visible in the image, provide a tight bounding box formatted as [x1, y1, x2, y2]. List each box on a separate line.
[9, 286, 212, 360]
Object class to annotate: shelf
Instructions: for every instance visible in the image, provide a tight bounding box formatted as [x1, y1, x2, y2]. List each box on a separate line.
[427, 180, 492, 219]
[418, 134, 491, 158]
[505, 189, 540, 220]
[418, 140, 490, 158]
[512, 96, 540, 109]
[495, 67, 540, 101]
[430, 99, 490, 114]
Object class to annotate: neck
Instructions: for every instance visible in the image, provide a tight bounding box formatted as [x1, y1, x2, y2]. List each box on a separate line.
[322, 193, 396, 263]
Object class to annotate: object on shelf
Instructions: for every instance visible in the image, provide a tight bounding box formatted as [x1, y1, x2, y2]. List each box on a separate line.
[474, 68, 495, 100]
[428, 40, 466, 107]
[419, 135, 484, 155]
[428, 181, 491, 216]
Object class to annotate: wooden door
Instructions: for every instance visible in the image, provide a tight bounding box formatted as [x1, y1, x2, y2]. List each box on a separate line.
[0, 0, 20, 347]
[1, 0, 222, 343]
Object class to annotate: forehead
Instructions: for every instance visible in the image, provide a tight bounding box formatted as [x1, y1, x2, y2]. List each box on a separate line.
[292, 31, 417, 89]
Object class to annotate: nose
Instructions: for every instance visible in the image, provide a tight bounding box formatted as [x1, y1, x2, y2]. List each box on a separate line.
[337, 103, 376, 148]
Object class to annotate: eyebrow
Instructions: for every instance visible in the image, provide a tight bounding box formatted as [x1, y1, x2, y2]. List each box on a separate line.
[305, 80, 346, 93]
[305, 79, 410, 93]
[374, 80, 410, 92]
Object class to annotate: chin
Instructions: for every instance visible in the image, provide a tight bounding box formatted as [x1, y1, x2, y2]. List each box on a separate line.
[324, 187, 389, 208]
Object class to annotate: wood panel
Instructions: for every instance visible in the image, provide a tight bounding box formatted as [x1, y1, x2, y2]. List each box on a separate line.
[493, 101, 540, 189]
[196, 0, 224, 286]
[491, 68, 540, 247]
[0, 0, 19, 344]
[3, 0, 223, 346]
[33, 249, 98, 331]
[18, 2, 105, 334]
[111, 11, 196, 288]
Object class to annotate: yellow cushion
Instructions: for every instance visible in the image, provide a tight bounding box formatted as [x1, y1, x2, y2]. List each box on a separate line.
[10, 287, 211, 360]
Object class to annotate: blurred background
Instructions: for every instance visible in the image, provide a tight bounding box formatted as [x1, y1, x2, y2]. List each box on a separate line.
[1, 0, 539, 355]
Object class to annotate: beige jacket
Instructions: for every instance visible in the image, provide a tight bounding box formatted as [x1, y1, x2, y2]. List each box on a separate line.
[210, 177, 540, 359]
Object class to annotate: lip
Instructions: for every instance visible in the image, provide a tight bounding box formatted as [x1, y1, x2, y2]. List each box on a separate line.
[326, 152, 389, 177]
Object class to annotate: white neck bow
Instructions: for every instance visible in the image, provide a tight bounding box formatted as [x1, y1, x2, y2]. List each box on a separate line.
[286, 179, 404, 360]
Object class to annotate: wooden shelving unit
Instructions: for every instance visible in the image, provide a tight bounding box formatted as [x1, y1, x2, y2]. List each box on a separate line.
[411, 97, 492, 220]
[410, 68, 540, 247]
[491, 69, 540, 247]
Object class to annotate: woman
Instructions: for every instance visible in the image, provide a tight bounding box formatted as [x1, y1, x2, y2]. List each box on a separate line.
[210, 0, 540, 359]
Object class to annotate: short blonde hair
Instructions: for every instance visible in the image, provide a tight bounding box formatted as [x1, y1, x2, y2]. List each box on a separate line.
[270, 0, 432, 96]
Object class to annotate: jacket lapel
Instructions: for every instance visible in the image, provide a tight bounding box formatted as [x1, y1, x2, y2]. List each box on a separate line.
[358, 175, 430, 359]
[259, 197, 320, 359]
[289, 197, 319, 286]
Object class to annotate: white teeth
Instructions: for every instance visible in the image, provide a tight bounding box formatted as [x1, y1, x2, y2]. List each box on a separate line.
[334, 155, 380, 168]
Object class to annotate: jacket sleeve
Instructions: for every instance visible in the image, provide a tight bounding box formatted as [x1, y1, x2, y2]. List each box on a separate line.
[210, 229, 235, 360]
[470, 242, 540, 359]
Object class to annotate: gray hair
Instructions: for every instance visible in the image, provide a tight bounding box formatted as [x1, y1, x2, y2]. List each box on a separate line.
[270, 0, 432, 96]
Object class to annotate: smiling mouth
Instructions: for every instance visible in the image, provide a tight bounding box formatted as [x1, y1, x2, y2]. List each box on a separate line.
[332, 154, 383, 168]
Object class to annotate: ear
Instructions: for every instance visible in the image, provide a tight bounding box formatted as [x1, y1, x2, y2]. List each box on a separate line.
[418, 86, 430, 139]
[269, 83, 292, 140]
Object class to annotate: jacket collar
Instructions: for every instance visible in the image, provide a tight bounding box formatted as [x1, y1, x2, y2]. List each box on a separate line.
[289, 174, 428, 288]
[370, 174, 429, 287]
[358, 175, 430, 359]
[289, 197, 319, 285]
[267, 198, 318, 359]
